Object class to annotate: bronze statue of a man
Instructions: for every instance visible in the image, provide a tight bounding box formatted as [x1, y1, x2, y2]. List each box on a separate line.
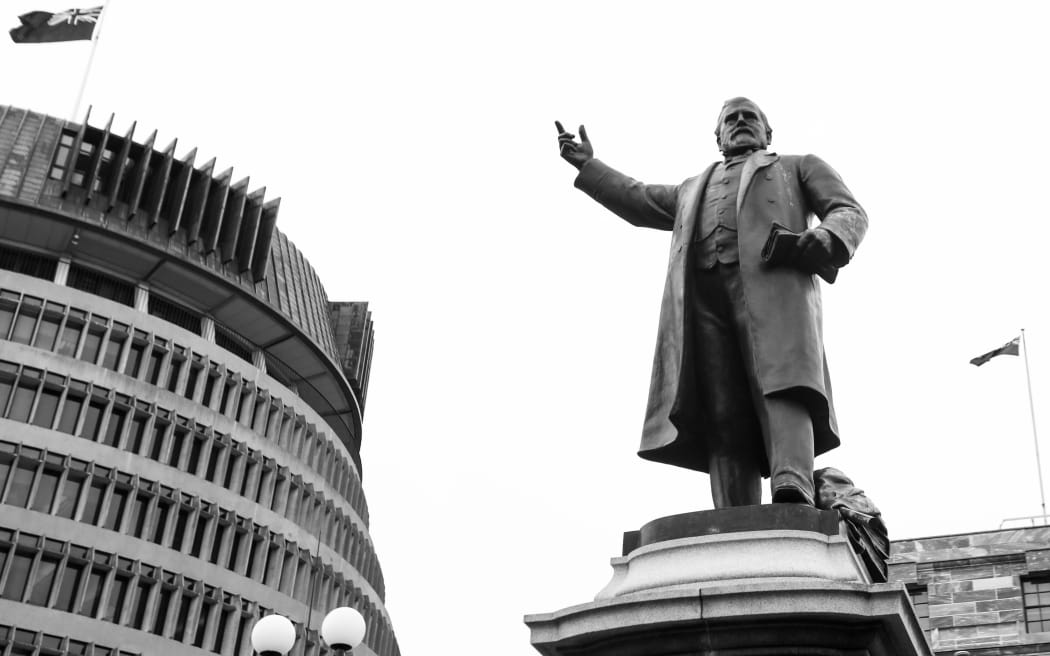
[555, 98, 867, 508]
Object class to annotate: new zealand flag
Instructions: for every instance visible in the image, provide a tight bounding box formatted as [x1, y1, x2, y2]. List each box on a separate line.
[9, 7, 102, 43]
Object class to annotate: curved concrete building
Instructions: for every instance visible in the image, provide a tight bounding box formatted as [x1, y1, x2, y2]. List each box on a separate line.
[0, 105, 396, 656]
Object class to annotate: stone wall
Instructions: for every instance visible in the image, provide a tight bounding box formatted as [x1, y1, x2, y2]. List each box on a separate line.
[891, 527, 1050, 655]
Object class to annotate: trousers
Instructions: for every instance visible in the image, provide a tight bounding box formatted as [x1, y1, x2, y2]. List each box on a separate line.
[688, 260, 815, 507]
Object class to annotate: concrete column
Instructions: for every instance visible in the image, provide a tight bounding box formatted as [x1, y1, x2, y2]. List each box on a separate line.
[54, 258, 70, 286]
[134, 284, 148, 312]
[251, 349, 266, 374]
[201, 317, 215, 342]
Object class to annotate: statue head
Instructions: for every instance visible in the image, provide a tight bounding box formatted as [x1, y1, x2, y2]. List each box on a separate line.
[714, 97, 772, 157]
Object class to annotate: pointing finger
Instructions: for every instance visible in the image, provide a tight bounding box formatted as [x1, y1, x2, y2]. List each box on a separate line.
[579, 124, 590, 143]
[555, 120, 567, 135]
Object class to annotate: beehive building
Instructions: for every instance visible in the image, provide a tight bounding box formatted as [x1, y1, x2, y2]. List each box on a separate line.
[0, 105, 395, 656]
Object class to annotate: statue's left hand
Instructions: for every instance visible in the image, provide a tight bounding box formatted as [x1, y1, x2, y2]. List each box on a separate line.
[555, 121, 593, 170]
[794, 228, 840, 273]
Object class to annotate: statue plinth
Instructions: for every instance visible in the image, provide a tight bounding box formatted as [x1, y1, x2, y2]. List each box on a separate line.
[525, 506, 930, 656]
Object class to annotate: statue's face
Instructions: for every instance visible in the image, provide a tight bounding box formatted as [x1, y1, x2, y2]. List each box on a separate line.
[716, 100, 770, 156]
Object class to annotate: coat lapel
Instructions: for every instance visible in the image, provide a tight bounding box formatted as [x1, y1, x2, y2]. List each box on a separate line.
[679, 163, 717, 240]
[736, 150, 779, 214]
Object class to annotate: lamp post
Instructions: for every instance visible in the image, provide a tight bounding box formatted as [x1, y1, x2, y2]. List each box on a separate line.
[251, 607, 366, 656]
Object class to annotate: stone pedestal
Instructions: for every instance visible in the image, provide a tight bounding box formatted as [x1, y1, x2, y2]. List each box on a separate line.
[525, 506, 931, 656]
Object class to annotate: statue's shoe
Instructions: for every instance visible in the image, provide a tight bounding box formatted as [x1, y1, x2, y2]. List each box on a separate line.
[772, 484, 814, 506]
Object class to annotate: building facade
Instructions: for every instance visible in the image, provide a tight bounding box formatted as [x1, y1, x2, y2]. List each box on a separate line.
[0, 105, 397, 656]
[892, 525, 1050, 655]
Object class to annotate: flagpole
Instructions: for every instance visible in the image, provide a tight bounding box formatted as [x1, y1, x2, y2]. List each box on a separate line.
[1021, 329, 1047, 525]
[71, 2, 110, 121]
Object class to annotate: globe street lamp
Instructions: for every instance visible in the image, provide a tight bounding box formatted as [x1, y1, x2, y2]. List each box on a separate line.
[251, 607, 366, 656]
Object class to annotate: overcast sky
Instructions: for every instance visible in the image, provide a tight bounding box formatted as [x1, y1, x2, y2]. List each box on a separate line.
[4, 1, 1050, 655]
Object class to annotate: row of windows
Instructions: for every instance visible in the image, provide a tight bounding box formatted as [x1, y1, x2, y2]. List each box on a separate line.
[0, 439, 377, 611]
[0, 245, 57, 283]
[0, 624, 136, 656]
[911, 579, 1050, 636]
[0, 246, 252, 371]
[0, 286, 368, 525]
[0, 529, 397, 656]
[0, 234, 353, 442]
[0, 361, 384, 598]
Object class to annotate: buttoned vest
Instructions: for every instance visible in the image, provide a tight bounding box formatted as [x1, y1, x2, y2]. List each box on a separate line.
[693, 156, 745, 267]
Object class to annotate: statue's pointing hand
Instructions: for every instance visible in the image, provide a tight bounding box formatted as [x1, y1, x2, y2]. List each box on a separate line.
[555, 121, 593, 171]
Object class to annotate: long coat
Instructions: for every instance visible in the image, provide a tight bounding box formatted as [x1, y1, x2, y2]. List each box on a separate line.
[574, 150, 867, 474]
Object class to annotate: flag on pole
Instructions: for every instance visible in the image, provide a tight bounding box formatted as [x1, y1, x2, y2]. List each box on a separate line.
[9, 7, 102, 43]
[970, 336, 1021, 366]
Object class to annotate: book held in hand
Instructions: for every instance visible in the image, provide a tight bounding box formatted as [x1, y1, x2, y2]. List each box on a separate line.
[760, 222, 838, 284]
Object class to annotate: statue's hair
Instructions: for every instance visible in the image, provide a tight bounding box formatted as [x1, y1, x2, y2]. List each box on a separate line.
[714, 97, 773, 148]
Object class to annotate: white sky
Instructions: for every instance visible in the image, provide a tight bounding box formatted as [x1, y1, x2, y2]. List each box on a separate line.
[4, 1, 1050, 654]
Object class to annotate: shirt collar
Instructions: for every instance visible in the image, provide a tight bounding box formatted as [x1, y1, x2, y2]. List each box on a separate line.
[723, 151, 754, 166]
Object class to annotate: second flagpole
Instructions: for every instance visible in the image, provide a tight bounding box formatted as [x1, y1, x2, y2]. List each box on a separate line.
[1021, 328, 1048, 525]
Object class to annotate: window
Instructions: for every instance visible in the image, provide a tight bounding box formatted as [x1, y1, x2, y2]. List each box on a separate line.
[128, 491, 150, 538]
[101, 324, 127, 371]
[5, 460, 36, 507]
[78, 318, 106, 364]
[151, 499, 171, 545]
[7, 379, 37, 423]
[145, 343, 167, 385]
[55, 561, 84, 612]
[149, 419, 169, 461]
[124, 337, 146, 378]
[2, 551, 33, 601]
[102, 486, 128, 531]
[130, 579, 152, 629]
[171, 504, 192, 551]
[152, 585, 174, 635]
[32, 304, 63, 351]
[125, 413, 148, 455]
[167, 348, 185, 393]
[67, 265, 134, 306]
[49, 131, 75, 181]
[0, 244, 58, 280]
[215, 324, 252, 363]
[197, 596, 218, 649]
[147, 294, 202, 334]
[56, 312, 83, 357]
[190, 514, 208, 558]
[103, 405, 127, 447]
[32, 386, 60, 429]
[80, 396, 106, 440]
[168, 427, 188, 468]
[174, 589, 196, 642]
[79, 566, 105, 617]
[80, 478, 107, 525]
[58, 390, 84, 434]
[183, 357, 202, 400]
[10, 301, 40, 344]
[1025, 578, 1050, 633]
[31, 468, 60, 513]
[201, 364, 220, 407]
[103, 572, 130, 623]
[28, 554, 60, 606]
[56, 470, 85, 519]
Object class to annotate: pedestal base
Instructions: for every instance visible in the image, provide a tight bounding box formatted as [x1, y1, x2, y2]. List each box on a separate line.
[525, 506, 930, 656]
